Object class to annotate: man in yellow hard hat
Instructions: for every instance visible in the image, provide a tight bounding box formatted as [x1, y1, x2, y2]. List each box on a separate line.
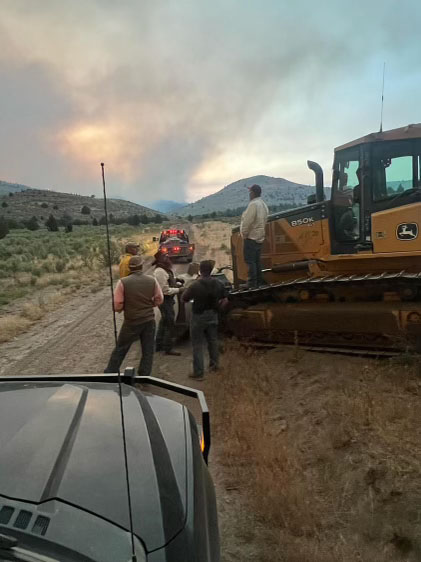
[119, 242, 140, 278]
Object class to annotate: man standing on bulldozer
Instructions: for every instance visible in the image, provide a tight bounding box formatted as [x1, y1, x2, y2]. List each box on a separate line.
[240, 184, 268, 289]
[119, 241, 140, 278]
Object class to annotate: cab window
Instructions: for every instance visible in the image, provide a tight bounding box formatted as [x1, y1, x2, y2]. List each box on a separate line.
[372, 143, 420, 202]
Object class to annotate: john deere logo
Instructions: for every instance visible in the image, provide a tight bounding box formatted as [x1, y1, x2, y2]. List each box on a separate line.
[396, 223, 418, 240]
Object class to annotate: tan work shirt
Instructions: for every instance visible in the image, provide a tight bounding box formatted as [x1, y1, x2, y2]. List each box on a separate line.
[240, 197, 269, 243]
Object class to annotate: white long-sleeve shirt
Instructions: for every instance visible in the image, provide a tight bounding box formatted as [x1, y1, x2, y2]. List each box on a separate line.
[154, 267, 180, 296]
[240, 197, 269, 243]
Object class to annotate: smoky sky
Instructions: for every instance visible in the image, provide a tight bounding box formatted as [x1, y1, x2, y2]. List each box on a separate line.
[0, 0, 420, 204]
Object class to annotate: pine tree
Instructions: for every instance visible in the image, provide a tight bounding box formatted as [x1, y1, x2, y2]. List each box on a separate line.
[46, 214, 59, 232]
[0, 216, 9, 239]
[27, 216, 39, 231]
[128, 214, 140, 226]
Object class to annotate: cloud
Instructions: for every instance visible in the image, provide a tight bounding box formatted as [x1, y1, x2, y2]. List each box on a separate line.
[0, 0, 420, 204]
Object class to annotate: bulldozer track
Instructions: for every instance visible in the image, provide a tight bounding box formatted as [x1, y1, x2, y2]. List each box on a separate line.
[227, 270, 421, 353]
[230, 270, 421, 298]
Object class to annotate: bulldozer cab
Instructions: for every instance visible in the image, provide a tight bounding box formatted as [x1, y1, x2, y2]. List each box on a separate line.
[230, 124, 421, 288]
[331, 131, 421, 255]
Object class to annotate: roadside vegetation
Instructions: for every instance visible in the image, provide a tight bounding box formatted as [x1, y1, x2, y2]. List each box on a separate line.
[0, 224, 162, 342]
[211, 344, 421, 562]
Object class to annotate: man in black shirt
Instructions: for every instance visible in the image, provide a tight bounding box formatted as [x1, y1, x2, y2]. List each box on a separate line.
[182, 260, 225, 380]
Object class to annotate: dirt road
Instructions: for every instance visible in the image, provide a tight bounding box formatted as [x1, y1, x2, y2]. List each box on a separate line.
[0, 221, 232, 377]
[0, 224, 256, 560]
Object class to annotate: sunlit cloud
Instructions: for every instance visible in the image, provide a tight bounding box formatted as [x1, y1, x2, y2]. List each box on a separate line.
[58, 122, 138, 182]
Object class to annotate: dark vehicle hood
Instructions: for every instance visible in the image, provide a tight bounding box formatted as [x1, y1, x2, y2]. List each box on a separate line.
[0, 382, 188, 552]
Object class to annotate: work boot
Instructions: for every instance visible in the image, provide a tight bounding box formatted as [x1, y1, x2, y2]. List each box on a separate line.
[164, 350, 181, 356]
[189, 373, 205, 381]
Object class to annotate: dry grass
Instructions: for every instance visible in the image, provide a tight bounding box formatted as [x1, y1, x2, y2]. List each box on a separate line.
[0, 315, 31, 342]
[209, 344, 421, 561]
[21, 303, 45, 321]
[0, 285, 95, 343]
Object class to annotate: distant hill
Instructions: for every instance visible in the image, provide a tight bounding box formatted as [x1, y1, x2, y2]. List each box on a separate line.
[150, 200, 187, 213]
[0, 184, 164, 225]
[0, 181, 32, 195]
[175, 175, 331, 217]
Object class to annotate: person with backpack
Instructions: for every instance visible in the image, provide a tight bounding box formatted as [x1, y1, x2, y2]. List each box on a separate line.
[182, 260, 226, 381]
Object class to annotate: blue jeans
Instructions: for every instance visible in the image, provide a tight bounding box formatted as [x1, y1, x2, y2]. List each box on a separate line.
[190, 310, 219, 378]
[156, 296, 176, 352]
[243, 238, 263, 288]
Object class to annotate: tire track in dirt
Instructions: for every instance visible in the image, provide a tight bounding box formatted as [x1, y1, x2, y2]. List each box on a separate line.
[0, 223, 256, 561]
[0, 261, 159, 377]
[0, 288, 116, 376]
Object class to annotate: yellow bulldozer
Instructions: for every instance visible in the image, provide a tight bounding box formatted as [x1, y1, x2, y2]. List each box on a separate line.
[228, 123, 421, 353]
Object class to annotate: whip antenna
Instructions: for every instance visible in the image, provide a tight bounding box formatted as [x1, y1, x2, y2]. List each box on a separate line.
[379, 62, 386, 133]
[101, 163, 119, 345]
[100, 163, 137, 562]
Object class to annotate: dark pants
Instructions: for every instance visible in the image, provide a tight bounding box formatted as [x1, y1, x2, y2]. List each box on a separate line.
[105, 319, 156, 376]
[156, 296, 176, 352]
[243, 238, 263, 288]
[190, 310, 219, 378]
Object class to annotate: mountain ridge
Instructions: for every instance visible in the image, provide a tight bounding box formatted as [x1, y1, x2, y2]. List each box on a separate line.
[0, 182, 164, 224]
[175, 175, 330, 216]
[0, 180, 32, 195]
[149, 199, 187, 213]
